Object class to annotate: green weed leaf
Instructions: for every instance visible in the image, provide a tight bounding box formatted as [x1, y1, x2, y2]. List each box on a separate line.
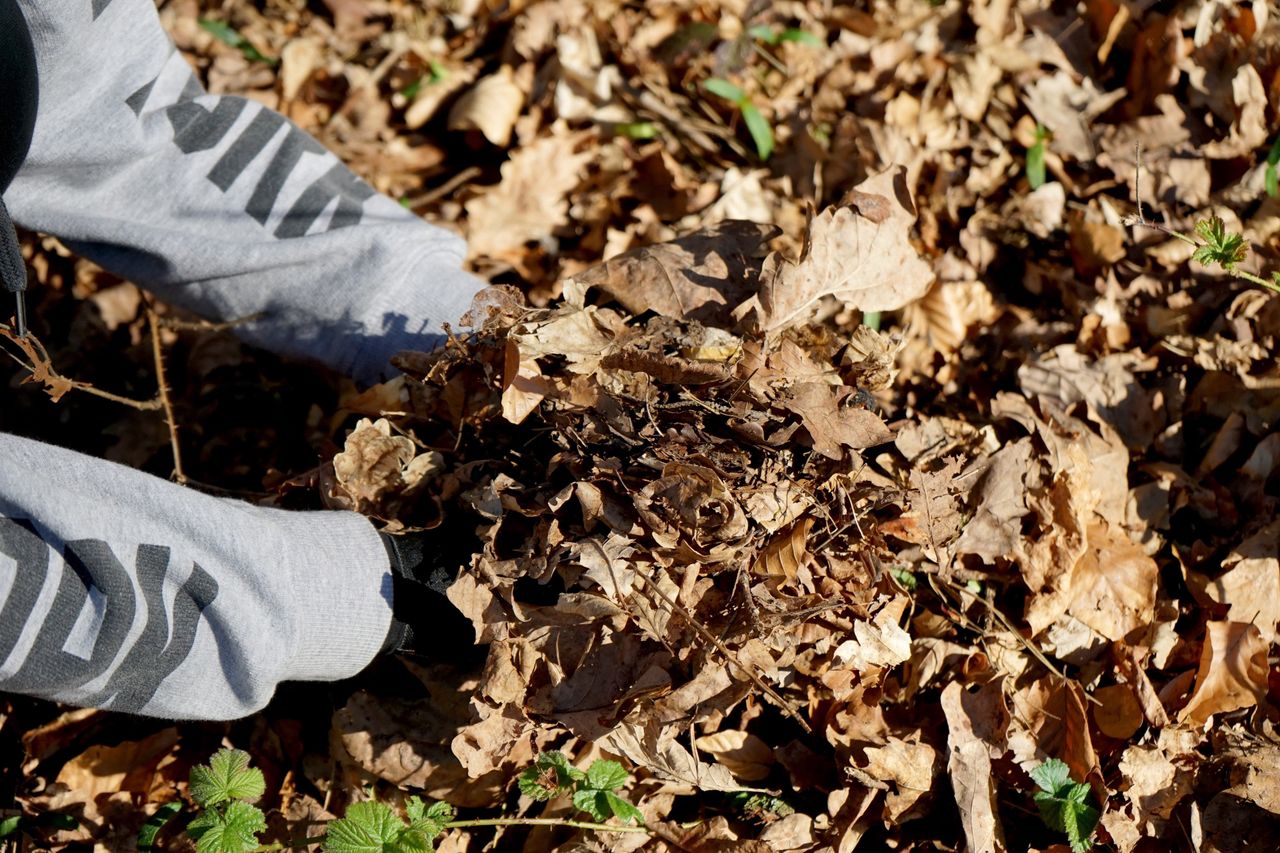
[187, 801, 267, 853]
[518, 751, 585, 801]
[1192, 216, 1248, 269]
[0, 815, 20, 839]
[1030, 759, 1099, 853]
[189, 749, 266, 808]
[733, 792, 795, 822]
[404, 798, 454, 843]
[703, 77, 746, 103]
[740, 102, 775, 160]
[585, 760, 629, 793]
[327, 799, 448, 853]
[198, 19, 275, 65]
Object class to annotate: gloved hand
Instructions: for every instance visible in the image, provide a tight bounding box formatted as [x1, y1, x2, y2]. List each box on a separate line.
[379, 530, 474, 658]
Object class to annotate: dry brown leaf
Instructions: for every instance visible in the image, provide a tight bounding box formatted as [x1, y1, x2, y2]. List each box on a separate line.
[465, 131, 592, 263]
[447, 66, 525, 147]
[1178, 621, 1270, 725]
[1207, 521, 1280, 642]
[941, 682, 1008, 853]
[1008, 676, 1097, 783]
[757, 813, 814, 851]
[603, 721, 740, 793]
[1092, 684, 1144, 740]
[565, 221, 778, 325]
[1117, 741, 1194, 824]
[753, 166, 934, 333]
[862, 737, 939, 822]
[776, 381, 893, 459]
[692, 730, 774, 781]
[752, 517, 813, 583]
[48, 728, 179, 836]
[330, 417, 441, 514]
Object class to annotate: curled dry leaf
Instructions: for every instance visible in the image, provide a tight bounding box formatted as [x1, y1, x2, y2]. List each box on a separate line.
[752, 516, 813, 583]
[941, 682, 1008, 853]
[603, 721, 740, 793]
[753, 166, 934, 333]
[1178, 621, 1270, 726]
[633, 462, 748, 557]
[330, 417, 441, 515]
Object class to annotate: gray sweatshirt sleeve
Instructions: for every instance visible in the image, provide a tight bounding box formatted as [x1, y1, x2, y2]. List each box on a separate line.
[7, 0, 482, 384]
[0, 431, 395, 720]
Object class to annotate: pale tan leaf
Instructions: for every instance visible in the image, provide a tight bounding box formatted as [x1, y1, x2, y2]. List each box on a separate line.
[448, 66, 524, 146]
[692, 730, 775, 782]
[755, 166, 934, 332]
[1207, 521, 1280, 642]
[465, 131, 592, 261]
[1178, 621, 1270, 725]
[603, 722, 740, 792]
[941, 682, 1008, 853]
[776, 381, 893, 459]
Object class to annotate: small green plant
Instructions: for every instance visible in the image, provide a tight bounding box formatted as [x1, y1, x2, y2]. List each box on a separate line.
[325, 798, 455, 853]
[1029, 759, 1099, 853]
[730, 792, 795, 823]
[175, 749, 648, 853]
[185, 749, 268, 853]
[703, 78, 774, 161]
[198, 19, 276, 66]
[746, 25, 823, 47]
[517, 751, 644, 825]
[1127, 210, 1280, 295]
[1026, 123, 1049, 190]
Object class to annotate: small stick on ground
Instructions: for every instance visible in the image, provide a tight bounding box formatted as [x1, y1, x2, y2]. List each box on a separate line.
[148, 307, 186, 484]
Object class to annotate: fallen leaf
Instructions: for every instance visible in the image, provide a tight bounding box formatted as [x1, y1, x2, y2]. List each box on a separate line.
[941, 682, 1009, 853]
[566, 221, 778, 325]
[448, 66, 525, 147]
[692, 730, 774, 781]
[1178, 621, 1270, 725]
[465, 130, 592, 263]
[753, 166, 935, 333]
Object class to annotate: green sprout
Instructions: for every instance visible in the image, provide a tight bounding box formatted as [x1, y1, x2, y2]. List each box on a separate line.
[746, 25, 823, 47]
[703, 78, 774, 160]
[1027, 123, 1049, 190]
[1030, 759, 1099, 853]
[198, 19, 276, 66]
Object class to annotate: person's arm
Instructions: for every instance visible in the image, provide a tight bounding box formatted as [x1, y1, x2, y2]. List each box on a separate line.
[7, 0, 481, 384]
[0, 431, 394, 720]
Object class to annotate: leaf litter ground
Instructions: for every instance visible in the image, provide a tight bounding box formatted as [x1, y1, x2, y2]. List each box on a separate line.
[4, 1, 1280, 852]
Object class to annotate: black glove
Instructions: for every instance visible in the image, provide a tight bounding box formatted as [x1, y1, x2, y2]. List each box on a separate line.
[378, 530, 471, 657]
[1, 0, 38, 337]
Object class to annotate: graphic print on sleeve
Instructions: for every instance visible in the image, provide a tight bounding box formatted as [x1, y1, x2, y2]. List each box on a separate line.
[0, 517, 217, 713]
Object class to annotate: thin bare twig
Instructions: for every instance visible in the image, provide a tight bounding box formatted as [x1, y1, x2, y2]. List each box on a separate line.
[148, 308, 186, 484]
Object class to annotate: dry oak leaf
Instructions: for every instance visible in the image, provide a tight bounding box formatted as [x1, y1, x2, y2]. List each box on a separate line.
[862, 737, 939, 822]
[753, 165, 934, 333]
[45, 727, 179, 838]
[465, 130, 592, 262]
[1117, 742, 1194, 824]
[776, 381, 893, 459]
[565, 220, 779, 325]
[1007, 676, 1098, 785]
[1178, 621, 1270, 726]
[331, 417, 441, 512]
[603, 721, 740, 793]
[633, 462, 748, 555]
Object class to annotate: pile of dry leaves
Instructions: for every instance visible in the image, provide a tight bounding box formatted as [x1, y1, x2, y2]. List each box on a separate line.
[4, 0, 1280, 851]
